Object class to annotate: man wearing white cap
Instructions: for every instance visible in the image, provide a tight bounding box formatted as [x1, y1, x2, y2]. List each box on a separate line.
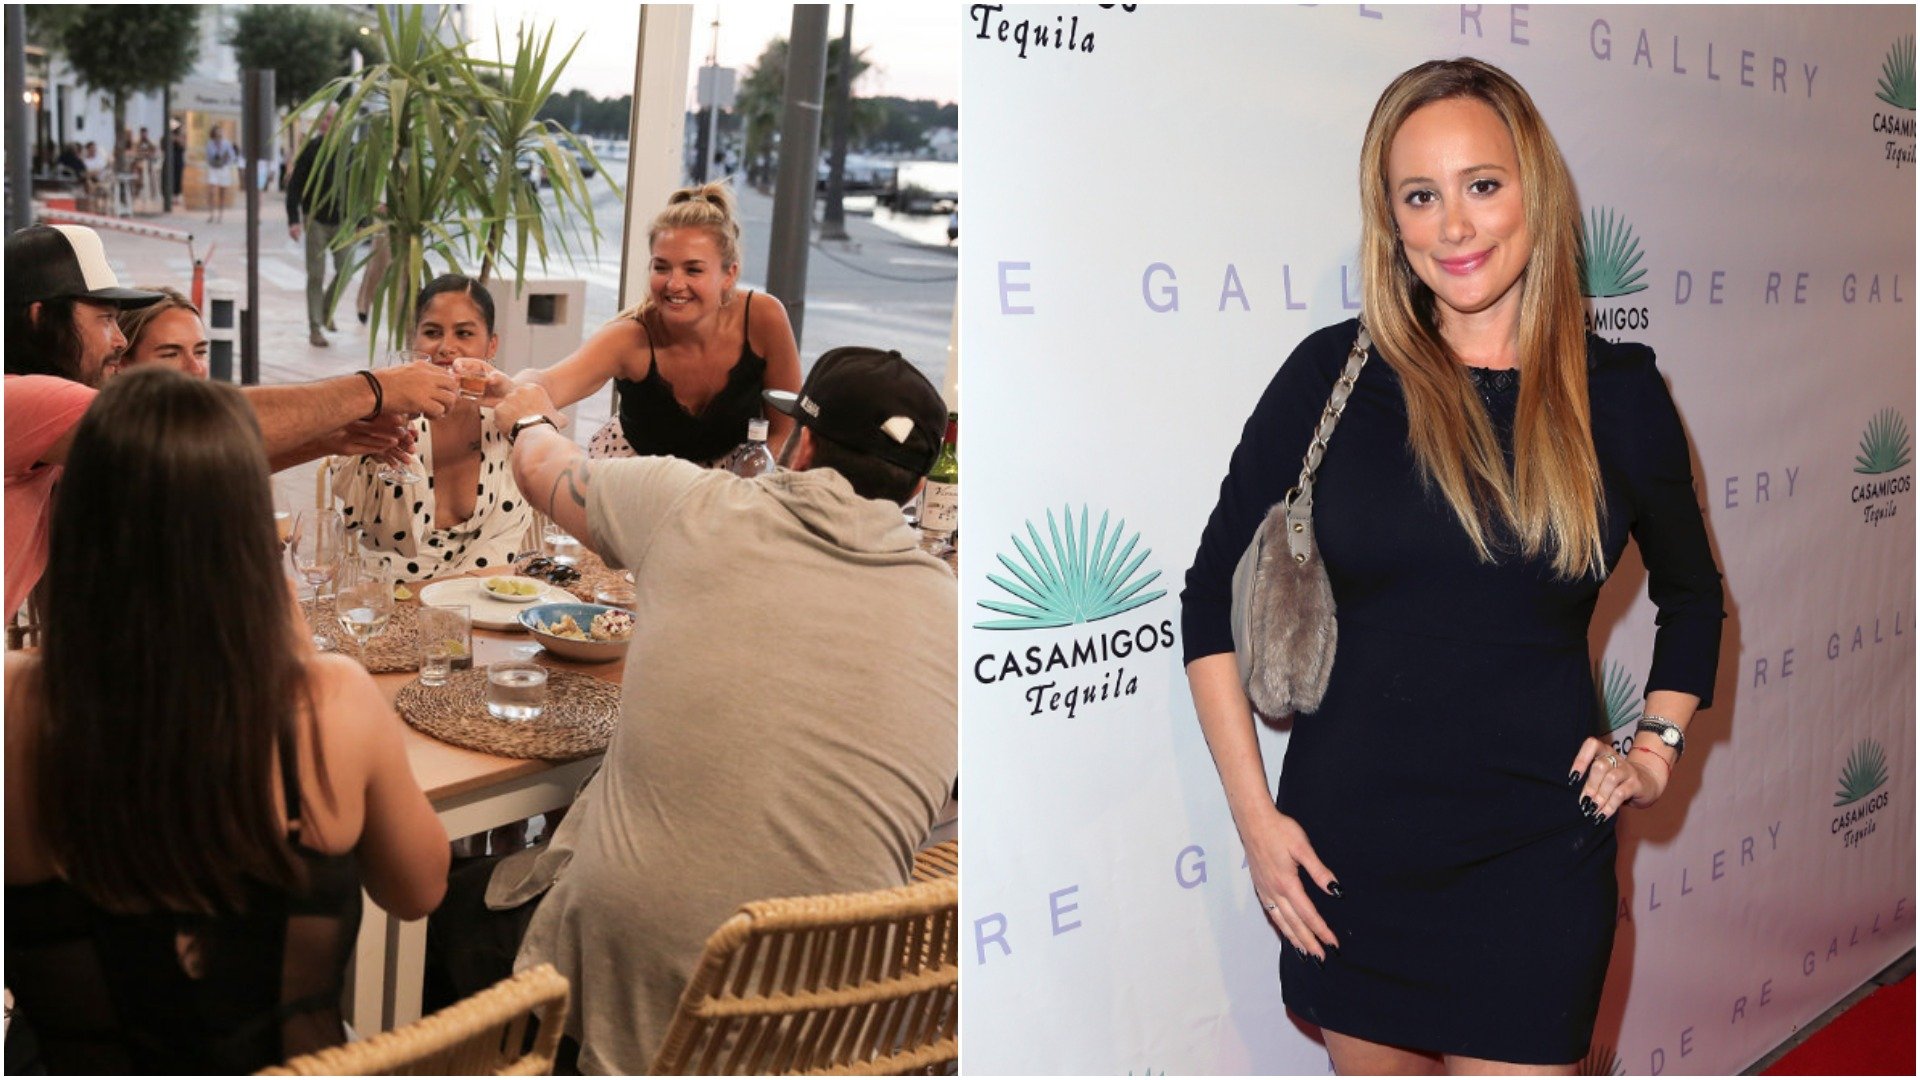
[423, 347, 958, 1072]
[4, 224, 461, 620]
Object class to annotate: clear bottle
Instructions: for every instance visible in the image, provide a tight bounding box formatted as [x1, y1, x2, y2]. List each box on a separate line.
[724, 418, 777, 478]
[920, 412, 958, 547]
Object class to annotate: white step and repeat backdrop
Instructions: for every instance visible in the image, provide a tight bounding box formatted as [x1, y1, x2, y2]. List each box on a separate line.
[960, 5, 1914, 1074]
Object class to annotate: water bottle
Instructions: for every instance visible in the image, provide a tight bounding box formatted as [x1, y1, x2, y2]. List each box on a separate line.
[724, 418, 777, 478]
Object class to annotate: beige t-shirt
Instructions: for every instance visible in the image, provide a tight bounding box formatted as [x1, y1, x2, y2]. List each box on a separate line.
[500, 458, 956, 1074]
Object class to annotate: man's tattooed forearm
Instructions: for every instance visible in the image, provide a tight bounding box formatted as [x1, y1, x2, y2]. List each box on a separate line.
[546, 458, 590, 510]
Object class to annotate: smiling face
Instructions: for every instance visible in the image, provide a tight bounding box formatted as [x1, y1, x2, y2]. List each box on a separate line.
[1387, 97, 1531, 336]
[412, 290, 498, 364]
[121, 306, 209, 378]
[648, 226, 738, 326]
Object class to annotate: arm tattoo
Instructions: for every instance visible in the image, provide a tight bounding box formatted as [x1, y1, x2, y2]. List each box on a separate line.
[546, 459, 590, 512]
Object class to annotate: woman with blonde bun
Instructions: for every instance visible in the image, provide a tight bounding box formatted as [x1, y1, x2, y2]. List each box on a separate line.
[513, 181, 803, 464]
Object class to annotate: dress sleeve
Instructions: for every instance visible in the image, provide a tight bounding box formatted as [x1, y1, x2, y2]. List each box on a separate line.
[1615, 347, 1726, 708]
[1180, 325, 1346, 664]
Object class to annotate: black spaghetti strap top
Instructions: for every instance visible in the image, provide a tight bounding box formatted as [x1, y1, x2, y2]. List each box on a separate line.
[4, 743, 363, 1074]
[614, 290, 770, 464]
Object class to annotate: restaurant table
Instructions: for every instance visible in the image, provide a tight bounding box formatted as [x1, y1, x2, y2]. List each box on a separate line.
[344, 591, 621, 1037]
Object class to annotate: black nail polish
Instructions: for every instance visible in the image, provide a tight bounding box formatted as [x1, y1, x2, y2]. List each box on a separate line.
[1327, 881, 1344, 898]
[1568, 770, 1583, 787]
[1580, 796, 1595, 814]
[1311, 953, 1325, 968]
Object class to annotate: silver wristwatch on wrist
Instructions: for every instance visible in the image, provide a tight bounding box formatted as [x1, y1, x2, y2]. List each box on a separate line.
[1635, 716, 1686, 757]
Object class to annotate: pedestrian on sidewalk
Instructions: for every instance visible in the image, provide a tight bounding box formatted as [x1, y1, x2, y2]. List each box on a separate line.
[287, 111, 349, 347]
[204, 125, 236, 224]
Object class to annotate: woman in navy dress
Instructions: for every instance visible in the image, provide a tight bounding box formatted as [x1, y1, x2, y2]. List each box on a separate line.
[1181, 59, 1724, 1073]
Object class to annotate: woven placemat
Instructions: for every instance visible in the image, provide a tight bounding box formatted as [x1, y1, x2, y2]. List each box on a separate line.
[394, 668, 618, 760]
[302, 597, 421, 673]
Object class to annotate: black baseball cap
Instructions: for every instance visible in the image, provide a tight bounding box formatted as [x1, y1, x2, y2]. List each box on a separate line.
[764, 347, 948, 474]
[7, 224, 164, 308]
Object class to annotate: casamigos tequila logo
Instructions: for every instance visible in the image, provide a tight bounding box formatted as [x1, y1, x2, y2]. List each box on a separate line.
[1579, 1044, 1626, 1076]
[1832, 739, 1891, 850]
[1581, 207, 1648, 299]
[1594, 660, 1642, 756]
[1870, 36, 1914, 167]
[1854, 409, 1912, 474]
[1877, 35, 1915, 110]
[1835, 740, 1890, 807]
[976, 504, 1166, 630]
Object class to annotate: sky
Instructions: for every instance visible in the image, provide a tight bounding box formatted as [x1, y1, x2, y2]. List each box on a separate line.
[461, 3, 960, 107]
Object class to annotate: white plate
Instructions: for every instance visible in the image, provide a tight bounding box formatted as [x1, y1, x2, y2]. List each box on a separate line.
[418, 577, 579, 630]
[477, 576, 546, 603]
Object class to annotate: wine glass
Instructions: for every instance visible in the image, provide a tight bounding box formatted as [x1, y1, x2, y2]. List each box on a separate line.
[290, 510, 346, 646]
[375, 350, 431, 485]
[334, 559, 395, 663]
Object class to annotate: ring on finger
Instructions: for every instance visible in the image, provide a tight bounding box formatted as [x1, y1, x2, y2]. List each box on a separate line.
[1603, 753, 1620, 767]
[1262, 900, 1279, 911]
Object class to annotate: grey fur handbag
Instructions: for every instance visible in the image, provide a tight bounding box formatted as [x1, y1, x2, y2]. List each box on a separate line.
[1228, 324, 1372, 717]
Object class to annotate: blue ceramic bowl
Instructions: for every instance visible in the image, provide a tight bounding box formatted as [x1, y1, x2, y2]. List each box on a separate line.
[517, 603, 629, 663]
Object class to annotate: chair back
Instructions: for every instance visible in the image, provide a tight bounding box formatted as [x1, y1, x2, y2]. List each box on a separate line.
[911, 839, 958, 883]
[260, 963, 570, 1076]
[649, 874, 959, 1075]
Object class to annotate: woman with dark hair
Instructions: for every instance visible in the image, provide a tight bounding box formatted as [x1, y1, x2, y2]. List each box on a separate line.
[509, 181, 804, 464]
[4, 367, 450, 1073]
[335, 273, 531, 580]
[1182, 58, 1724, 1073]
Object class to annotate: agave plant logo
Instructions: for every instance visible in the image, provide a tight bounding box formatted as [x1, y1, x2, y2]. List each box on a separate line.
[1594, 660, 1642, 735]
[1580, 207, 1647, 299]
[1854, 409, 1913, 475]
[1877, 35, 1916, 111]
[1834, 740, 1890, 807]
[975, 505, 1167, 630]
[1579, 1044, 1626, 1076]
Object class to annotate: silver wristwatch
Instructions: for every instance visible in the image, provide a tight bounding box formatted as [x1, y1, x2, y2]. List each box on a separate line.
[1635, 716, 1686, 758]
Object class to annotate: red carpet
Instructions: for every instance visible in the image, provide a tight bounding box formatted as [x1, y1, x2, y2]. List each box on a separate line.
[1763, 975, 1915, 1075]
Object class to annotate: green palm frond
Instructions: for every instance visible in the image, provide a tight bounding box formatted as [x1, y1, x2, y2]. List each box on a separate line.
[1855, 409, 1912, 474]
[1594, 660, 1641, 735]
[1878, 35, 1916, 111]
[1834, 740, 1890, 806]
[1579, 1045, 1626, 1076]
[1581, 206, 1647, 298]
[975, 505, 1167, 630]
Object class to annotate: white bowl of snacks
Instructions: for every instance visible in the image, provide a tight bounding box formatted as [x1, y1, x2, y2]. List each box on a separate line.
[517, 603, 633, 663]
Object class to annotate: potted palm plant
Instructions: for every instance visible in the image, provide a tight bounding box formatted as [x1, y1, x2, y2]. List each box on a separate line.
[291, 7, 616, 354]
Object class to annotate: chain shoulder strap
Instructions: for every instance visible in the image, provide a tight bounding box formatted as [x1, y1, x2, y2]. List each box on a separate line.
[1282, 323, 1372, 563]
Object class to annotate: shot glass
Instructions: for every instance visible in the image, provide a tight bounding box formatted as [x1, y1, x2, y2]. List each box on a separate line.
[485, 659, 549, 721]
[542, 520, 583, 568]
[417, 605, 471, 686]
[593, 582, 636, 610]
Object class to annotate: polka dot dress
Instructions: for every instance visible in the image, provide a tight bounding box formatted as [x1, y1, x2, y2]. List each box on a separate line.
[587, 415, 637, 460]
[332, 409, 534, 582]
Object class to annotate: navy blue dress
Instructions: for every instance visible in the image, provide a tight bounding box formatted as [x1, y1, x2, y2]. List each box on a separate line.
[1180, 319, 1724, 1064]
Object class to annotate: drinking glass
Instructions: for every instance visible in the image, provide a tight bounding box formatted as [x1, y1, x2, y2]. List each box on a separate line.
[290, 509, 346, 648]
[334, 560, 395, 663]
[542, 520, 582, 568]
[451, 357, 494, 401]
[375, 350, 431, 485]
[485, 659, 548, 721]
[417, 605, 471, 685]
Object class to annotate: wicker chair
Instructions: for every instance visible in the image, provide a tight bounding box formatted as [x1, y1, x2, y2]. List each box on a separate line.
[260, 964, 570, 1076]
[911, 840, 958, 883]
[648, 875, 959, 1075]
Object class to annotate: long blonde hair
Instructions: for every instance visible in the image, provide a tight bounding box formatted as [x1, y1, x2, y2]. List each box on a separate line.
[616, 181, 743, 325]
[1358, 57, 1604, 581]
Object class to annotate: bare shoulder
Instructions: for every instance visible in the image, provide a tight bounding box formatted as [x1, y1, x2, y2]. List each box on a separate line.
[4, 652, 41, 743]
[302, 652, 396, 750]
[749, 290, 794, 331]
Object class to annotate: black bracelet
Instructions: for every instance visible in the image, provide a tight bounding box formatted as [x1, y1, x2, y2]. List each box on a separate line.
[357, 369, 383, 422]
